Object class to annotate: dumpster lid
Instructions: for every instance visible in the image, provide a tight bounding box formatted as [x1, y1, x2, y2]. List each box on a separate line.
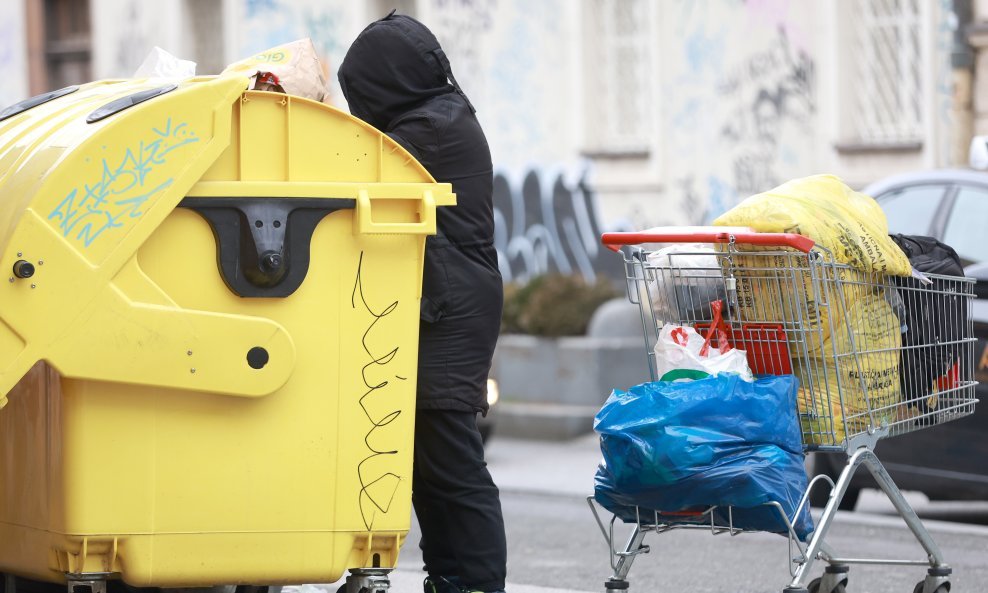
[0, 75, 454, 408]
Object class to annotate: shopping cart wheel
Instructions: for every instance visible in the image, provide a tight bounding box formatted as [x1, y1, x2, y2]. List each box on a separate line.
[808, 564, 850, 593]
[603, 579, 629, 591]
[807, 577, 846, 593]
[913, 565, 952, 593]
[912, 584, 949, 593]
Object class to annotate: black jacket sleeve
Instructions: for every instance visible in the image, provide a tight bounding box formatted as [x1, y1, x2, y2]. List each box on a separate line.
[386, 113, 439, 168]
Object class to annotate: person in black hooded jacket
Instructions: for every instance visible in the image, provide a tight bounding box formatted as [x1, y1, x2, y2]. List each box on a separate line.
[338, 12, 506, 593]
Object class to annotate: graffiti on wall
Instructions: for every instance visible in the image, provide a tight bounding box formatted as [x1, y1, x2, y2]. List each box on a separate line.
[429, 0, 497, 102]
[303, 10, 345, 59]
[246, 0, 278, 16]
[243, 0, 299, 49]
[424, 0, 570, 172]
[240, 0, 344, 71]
[670, 1, 816, 220]
[493, 166, 621, 285]
[717, 28, 815, 196]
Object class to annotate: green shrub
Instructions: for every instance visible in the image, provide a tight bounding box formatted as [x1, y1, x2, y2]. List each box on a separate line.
[501, 274, 619, 337]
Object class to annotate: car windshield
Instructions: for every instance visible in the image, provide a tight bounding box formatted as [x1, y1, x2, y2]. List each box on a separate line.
[943, 185, 988, 265]
[877, 184, 944, 236]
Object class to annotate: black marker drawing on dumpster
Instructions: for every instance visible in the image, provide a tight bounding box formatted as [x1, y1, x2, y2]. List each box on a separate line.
[352, 251, 404, 530]
[47, 118, 199, 248]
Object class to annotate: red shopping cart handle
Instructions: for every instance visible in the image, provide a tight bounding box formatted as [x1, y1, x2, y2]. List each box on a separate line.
[601, 226, 816, 253]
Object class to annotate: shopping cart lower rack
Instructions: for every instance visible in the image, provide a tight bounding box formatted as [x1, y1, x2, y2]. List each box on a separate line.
[588, 228, 979, 593]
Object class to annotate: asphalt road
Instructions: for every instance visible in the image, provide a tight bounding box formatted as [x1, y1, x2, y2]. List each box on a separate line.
[293, 435, 988, 593]
[391, 435, 988, 593]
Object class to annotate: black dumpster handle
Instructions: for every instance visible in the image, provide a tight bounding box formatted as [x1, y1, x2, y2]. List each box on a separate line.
[179, 197, 357, 298]
[0, 85, 79, 122]
[86, 84, 178, 124]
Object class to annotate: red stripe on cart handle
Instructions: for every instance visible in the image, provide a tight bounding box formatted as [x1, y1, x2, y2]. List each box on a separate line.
[600, 227, 816, 253]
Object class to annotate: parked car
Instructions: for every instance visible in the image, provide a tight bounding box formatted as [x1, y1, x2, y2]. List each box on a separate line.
[863, 169, 988, 266]
[808, 170, 988, 509]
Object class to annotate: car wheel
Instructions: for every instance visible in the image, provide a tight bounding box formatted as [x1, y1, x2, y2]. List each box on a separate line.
[807, 453, 860, 511]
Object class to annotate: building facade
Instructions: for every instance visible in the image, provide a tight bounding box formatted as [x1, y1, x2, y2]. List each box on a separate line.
[0, 0, 977, 282]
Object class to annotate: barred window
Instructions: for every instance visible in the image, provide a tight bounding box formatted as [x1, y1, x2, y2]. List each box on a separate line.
[39, 0, 92, 91]
[584, 0, 652, 154]
[851, 0, 923, 144]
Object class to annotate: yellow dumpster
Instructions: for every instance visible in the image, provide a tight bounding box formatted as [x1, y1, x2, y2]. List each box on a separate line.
[0, 75, 454, 589]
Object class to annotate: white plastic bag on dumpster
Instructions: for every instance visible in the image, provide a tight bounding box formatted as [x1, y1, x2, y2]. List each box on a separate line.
[133, 47, 197, 78]
[644, 243, 725, 323]
[654, 301, 754, 382]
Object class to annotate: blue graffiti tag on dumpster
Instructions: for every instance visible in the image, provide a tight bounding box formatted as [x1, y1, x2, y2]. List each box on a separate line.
[48, 118, 199, 248]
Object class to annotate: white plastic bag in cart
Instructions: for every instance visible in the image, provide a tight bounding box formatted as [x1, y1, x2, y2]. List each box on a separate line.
[655, 301, 754, 382]
[644, 243, 726, 323]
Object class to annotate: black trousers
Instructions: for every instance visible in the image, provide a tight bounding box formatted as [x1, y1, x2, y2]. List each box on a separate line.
[412, 410, 507, 592]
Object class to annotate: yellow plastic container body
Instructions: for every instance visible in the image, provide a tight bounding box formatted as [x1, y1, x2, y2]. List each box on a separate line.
[0, 76, 454, 587]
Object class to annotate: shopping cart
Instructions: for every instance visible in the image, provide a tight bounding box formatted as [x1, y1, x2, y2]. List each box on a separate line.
[588, 227, 979, 593]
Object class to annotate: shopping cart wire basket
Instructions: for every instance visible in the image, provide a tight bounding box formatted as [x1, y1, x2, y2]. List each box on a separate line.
[587, 227, 979, 593]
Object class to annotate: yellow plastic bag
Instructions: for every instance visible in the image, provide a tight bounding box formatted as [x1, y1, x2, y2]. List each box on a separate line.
[713, 175, 905, 446]
[727, 248, 872, 359]
[713, 174, 912, 276]
[795, 289, 902, 446]
[715, 174, 907, 357]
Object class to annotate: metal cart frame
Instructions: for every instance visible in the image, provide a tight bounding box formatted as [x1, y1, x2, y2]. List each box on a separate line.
[589, 228, 979, 593]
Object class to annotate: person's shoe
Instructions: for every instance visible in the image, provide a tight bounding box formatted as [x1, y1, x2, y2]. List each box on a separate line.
[452, 586, 505, 593]
[424, 577, 505, 593]
[423, 576, 461, 593]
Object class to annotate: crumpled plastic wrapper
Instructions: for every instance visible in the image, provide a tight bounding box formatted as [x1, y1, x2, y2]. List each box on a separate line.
[221, 38, 329, 103]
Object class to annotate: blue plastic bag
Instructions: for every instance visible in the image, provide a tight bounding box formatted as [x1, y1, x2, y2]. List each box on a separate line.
[593, 374, 814, 540]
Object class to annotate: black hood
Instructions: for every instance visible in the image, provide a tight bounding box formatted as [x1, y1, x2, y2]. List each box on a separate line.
[338, 12, 474, 130]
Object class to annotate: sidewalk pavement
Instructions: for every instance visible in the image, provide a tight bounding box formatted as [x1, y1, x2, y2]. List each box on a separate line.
[484, 432, 602, 498]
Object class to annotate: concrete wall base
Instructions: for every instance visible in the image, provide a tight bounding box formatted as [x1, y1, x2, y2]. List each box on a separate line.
[490, 334, 650, 440]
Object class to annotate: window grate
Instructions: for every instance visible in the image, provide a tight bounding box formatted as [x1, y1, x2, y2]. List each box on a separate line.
[585, 0, 652, 154]
[852, 0, 923, 144]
